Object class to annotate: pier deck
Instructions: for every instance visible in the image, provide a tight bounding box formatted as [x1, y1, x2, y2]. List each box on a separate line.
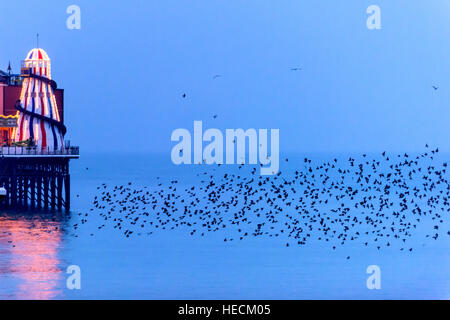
[1, 146, 79, 158]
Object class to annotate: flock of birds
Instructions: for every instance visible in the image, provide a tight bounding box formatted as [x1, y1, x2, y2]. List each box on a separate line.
[71, 145, 449, 257]
[75, 74, 447, 256]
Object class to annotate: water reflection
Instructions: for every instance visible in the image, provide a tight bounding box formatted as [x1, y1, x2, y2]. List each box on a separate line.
[0, 212, 66, 299]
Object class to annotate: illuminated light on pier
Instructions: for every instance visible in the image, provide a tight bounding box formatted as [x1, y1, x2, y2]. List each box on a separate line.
[15, 48, 64, 150]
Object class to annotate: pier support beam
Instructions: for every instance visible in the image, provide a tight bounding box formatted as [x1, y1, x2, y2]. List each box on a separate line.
[50, 176, 56, 210]
[65, 175, 70, 211]
[23, 177, 29, 209]
[37, 176, 42, 209]
[57, 176, 63, 211]
[30, 176, 35, 210]
[44, 177, 49, 209]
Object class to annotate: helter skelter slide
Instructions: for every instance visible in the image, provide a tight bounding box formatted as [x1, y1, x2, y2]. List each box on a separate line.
[14, 48, 66, 150]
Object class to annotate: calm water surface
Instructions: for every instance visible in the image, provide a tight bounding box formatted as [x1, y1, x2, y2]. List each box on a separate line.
[0, 154, 449, 299]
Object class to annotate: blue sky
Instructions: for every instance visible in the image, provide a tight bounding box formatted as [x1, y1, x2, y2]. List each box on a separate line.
[0, 0, 449, 153]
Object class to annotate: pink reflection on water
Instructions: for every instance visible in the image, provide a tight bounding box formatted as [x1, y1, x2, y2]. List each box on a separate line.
[0, 214, 64, 300]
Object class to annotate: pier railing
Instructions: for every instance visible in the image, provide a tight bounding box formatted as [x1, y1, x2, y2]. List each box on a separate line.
[0, 146, 79, 157]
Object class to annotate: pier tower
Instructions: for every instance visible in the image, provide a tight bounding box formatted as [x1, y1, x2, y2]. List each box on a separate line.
[0, 48, 78, 211]
[15, 48, 65, 149]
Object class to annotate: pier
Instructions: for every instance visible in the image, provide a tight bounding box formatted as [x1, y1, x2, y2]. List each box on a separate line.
[0, 146, 79, 211]
[0, 48, 79, 212]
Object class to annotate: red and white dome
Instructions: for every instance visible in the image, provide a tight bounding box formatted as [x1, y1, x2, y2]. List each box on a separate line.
[23, 48, 52, 77]
[25, 48, 50, 61]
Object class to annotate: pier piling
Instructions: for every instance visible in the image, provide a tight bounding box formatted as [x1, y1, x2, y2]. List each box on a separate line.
[0, 153, 76, 211]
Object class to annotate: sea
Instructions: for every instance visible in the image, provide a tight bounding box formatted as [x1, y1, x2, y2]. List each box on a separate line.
[0, 153, 448, 299]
